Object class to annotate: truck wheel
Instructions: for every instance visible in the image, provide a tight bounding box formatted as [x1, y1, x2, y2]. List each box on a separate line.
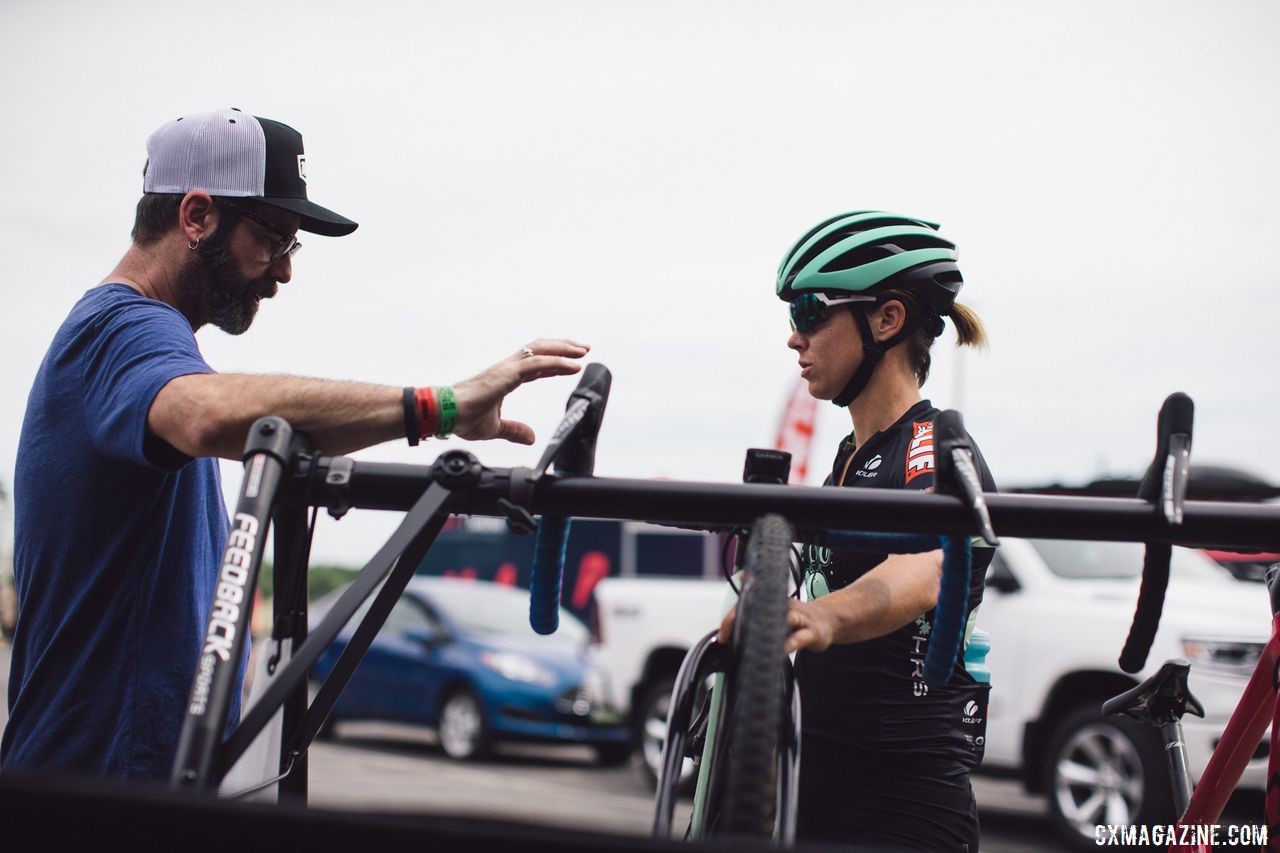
[638, 676, 697, 792]
[717, 514, 794, 839]
[1045, 705, 1174, 850]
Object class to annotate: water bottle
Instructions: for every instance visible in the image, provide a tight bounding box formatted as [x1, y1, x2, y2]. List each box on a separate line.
[964, 628, 991, 684]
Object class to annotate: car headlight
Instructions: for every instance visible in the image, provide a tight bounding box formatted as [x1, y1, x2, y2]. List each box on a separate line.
[1181, 637, 1265, 676]
[480, 651, 557, 686]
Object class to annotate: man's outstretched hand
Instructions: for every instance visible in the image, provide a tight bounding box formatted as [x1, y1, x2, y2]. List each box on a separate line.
[452, 339, 591, 444]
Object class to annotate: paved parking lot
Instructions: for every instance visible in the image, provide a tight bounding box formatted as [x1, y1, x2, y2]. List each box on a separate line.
[0, 642, 1070, 849]
[304, 720, 1070, 850]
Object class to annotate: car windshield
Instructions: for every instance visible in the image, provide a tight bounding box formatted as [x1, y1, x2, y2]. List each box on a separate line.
[1029, 539, 1225, 583]
[424, 581, 590, 645]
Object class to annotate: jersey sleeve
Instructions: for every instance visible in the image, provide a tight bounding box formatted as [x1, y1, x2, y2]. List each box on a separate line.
[80, 298, 214, 470]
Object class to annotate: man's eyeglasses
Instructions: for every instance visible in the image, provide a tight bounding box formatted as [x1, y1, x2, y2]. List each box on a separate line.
[222, 202, 302, 262]
[788, 291, 875, 333]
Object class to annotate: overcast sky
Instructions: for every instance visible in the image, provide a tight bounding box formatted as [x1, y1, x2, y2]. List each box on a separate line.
[2, 1, 1277, 566]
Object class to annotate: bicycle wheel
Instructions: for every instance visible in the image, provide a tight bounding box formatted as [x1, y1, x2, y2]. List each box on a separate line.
[718, 513, 794, 838]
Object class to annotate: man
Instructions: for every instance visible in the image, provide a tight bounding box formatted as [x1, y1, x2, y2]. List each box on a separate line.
[2, 108, 588, 781]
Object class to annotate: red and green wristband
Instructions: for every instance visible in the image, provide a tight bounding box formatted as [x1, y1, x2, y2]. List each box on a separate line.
[405, 386, 458, 444]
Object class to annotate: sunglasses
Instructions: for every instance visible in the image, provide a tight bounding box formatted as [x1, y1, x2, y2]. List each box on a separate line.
[788, 292, 876, 333]
[223, 202, 302, 262]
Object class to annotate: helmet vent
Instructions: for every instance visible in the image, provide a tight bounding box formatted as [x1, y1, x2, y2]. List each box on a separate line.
[820, 243, 898, 273]
[818, 234, 951, 274]
[786, 216, 904, 274]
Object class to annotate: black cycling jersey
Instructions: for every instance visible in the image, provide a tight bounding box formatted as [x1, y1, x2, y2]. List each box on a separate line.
[797, 398, 998, 768]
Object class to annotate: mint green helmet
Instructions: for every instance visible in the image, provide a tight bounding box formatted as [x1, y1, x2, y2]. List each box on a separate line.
[775, 211, 963, 316]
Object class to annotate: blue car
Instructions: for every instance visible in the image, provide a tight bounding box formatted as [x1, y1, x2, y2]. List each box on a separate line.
[311, 577, 632, 764]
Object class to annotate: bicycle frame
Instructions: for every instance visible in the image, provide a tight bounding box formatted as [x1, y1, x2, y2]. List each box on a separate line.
[1177, 619, 1280, 830]
[170, 417, 1280, 801]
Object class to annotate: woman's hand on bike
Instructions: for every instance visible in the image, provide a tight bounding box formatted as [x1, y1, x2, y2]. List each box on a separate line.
[451, 339, 590, 444]
[717, 599, 838, 654]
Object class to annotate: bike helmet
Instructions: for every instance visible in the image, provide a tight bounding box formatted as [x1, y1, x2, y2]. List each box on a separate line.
[776, 211, 962, 314]
[777, 211, 964, 407]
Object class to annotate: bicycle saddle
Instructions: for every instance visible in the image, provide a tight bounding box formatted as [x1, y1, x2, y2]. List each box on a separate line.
[1102, 658, 1205, 724]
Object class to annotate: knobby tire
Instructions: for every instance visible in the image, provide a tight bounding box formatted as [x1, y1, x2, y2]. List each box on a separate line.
[719, 513, 794, 838]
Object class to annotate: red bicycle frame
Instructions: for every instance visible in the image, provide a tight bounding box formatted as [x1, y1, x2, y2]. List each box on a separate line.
[1170, 613, 1280, 852]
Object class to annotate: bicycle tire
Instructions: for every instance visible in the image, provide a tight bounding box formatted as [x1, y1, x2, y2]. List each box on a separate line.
[719, 513, 794, 838]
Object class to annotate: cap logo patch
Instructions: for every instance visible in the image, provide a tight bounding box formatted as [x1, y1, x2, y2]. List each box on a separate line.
[297, 154, 308, 183]
[905, 421, 935, 484]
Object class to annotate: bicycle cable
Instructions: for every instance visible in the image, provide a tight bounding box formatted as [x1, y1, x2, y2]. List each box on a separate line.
[721, 530, 743, 597]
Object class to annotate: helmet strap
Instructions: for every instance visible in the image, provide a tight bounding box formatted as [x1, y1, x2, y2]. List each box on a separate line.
[830, 304, 921, 408]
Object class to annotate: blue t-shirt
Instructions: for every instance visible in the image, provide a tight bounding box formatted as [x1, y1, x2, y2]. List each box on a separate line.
[3, 284, 245, 781]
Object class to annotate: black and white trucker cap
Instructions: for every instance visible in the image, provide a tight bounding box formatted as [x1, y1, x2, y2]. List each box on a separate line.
[143, 108, 357, 237]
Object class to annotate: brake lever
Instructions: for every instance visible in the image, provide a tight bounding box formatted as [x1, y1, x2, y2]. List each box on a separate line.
[934, 410, 998, 547]
[1138, 392, 1194, 525]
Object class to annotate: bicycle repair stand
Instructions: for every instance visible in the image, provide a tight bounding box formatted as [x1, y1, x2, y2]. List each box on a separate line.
[169, 422, 593, 799]
[171, 365, 613, 799]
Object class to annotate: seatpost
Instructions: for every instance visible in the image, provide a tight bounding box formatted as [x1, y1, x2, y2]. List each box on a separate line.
[1102, 659, 1203, 816]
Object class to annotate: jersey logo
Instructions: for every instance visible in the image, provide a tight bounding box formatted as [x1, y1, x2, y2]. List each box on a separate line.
[855, 454, 882, 478]
[905, 421, 935, 484]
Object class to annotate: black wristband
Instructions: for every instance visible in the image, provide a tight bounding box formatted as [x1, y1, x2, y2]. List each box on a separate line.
[402, 386, 420, 447]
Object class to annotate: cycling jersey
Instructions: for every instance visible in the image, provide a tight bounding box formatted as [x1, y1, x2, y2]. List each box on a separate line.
[795, 399, 996, 849]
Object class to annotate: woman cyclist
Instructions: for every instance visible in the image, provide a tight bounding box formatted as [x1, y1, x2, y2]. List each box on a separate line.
[721, 211, 997, 851]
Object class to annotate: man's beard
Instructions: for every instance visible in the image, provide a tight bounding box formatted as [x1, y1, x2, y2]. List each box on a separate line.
[179, 225, 278, 335]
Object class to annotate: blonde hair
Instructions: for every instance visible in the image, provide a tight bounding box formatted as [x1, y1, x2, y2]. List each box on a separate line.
[949, 302, 988, 349]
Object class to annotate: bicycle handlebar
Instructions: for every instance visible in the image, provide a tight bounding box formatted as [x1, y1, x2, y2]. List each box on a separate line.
[1118, 392, 1194, 674]
[931, 410, 988, 687]
[528, 363, 612, 634]
[824, 529, 971, 687]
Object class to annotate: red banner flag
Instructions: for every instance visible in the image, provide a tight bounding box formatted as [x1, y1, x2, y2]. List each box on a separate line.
[773, 377, 818, 483]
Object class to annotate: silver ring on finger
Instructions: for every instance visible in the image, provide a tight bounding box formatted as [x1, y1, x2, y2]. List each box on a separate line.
[521, 347, 535, 358]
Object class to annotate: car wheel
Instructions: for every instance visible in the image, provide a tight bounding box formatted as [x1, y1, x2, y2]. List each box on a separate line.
[593, 742, 634, 767]
[638, 676, 697, 792]
[438, 688, 491, 761]
[1045, 705, 1175, 850]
